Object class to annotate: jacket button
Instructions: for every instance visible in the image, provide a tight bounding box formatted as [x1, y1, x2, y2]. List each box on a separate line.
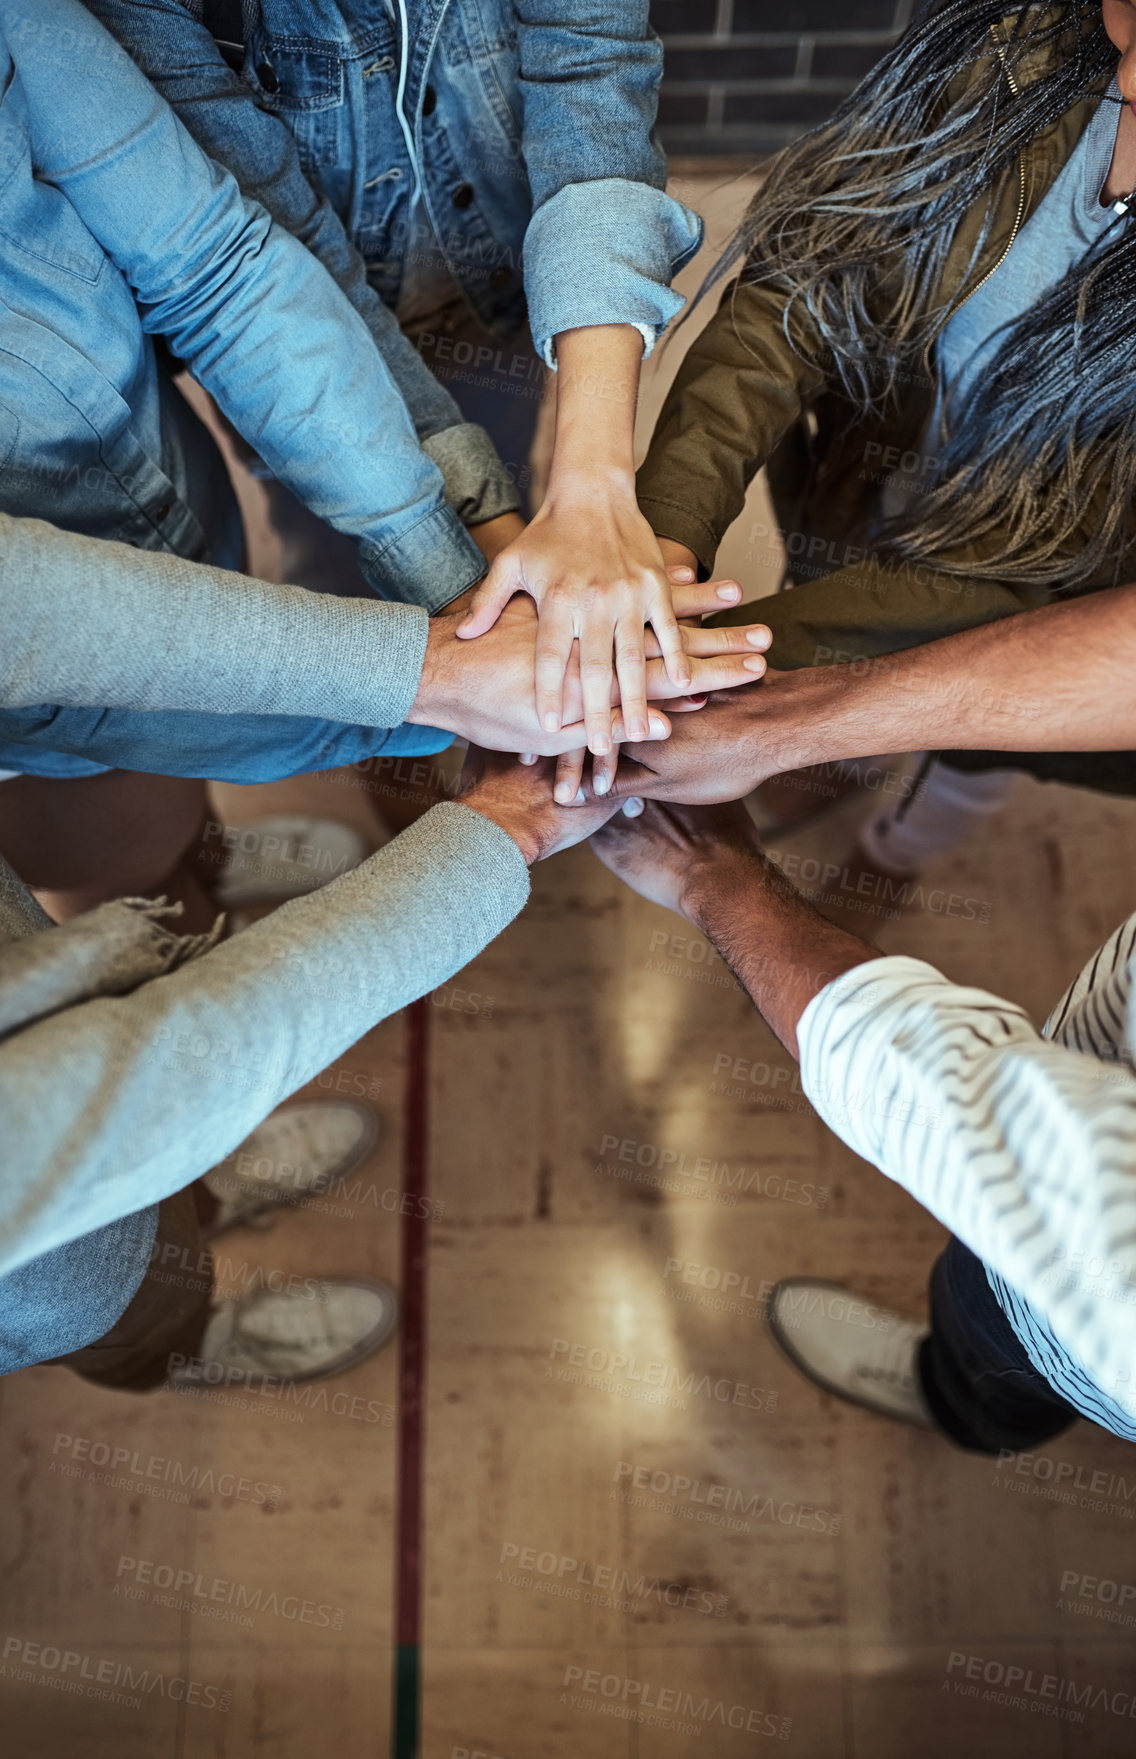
[490, 266, 512, 289]
[451, 182, 474, 209]
[257, 60, 279, 93]
[422, 84, 436, 116]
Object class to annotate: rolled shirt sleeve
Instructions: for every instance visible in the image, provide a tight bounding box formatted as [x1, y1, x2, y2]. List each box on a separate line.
[512, 0, 703, 364]
[798, 954, 1136, 1422]
[524, 180, 704, 368]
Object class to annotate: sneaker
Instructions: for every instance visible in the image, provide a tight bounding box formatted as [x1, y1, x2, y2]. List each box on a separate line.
[767, 1277, 934, 1428]
[213, 815, 377, 909]
[202, 1100, 379, 1238]
[169, 1276, 398, 1387]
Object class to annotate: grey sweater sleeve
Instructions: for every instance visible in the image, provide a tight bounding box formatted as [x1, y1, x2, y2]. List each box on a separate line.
[0, 512, 429, 728]
[0, 803, 529, 1276]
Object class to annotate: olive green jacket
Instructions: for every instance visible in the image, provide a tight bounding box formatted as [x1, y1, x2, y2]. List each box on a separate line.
[638, 16, 1111, 671]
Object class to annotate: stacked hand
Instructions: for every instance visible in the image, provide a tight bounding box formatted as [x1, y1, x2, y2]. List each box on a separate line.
[413, 580, 771, 770]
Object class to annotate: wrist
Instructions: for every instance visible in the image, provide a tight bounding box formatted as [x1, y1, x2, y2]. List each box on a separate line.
[544, 459, 637, 504]
[407, 612, 460, 729]
[460, 796, 544, 866]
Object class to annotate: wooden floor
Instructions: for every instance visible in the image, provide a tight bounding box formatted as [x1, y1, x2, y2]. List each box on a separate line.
[3, 175, 1136, 1758]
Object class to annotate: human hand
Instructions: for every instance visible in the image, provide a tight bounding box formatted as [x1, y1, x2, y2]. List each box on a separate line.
[458, 746, 642, 866]
[455, 488, 690, 754]
[580, 685, 793, 807]
[589, 797, 764, 918]
[410, 591, 771, 761]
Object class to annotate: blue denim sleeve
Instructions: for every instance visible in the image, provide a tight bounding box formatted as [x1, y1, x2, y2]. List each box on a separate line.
[84, 0, 520, 526]
[1, 0, 486, 609]
[513, 0, 703, 363]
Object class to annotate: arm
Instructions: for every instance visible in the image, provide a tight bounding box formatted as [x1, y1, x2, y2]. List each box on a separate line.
[461, 325, 690, 760]
[513, 0, 703, 368]
[3, 0, 485, 610]
[603, 579, 1136, 805]
[592, 803, 1136, 1418]
[452, 1, 705, 763]
[0, 514, 768, 760]
[84, 0, 520, 529]
[0, 757, 625, 1275]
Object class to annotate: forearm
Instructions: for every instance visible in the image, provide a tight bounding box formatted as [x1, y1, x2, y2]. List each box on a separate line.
[547, 325, 643, 495]
[683, 852, 882, 1060]
[758, 582, 1136, 775]
[0, 804, 529, 1275]
[0, 515, 427, 729]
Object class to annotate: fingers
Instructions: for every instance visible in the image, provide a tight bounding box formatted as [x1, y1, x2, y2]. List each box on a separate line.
[621, 796, 645, 818]
[613, 618, 650, 744]
[533, 594, 578, 734]
[648, 591, 693, 694]
[644, 649, 766, 699]
[456, 555, 521, 639]
[554, 746, 585, 806]
[642, 621, 771, 663]
[668, 575, 745, 621]
[579, 617, 617, 758]
[591, 740, 620, 799]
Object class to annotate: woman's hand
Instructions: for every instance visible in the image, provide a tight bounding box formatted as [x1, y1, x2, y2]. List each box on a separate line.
[457, 483, 689, 754]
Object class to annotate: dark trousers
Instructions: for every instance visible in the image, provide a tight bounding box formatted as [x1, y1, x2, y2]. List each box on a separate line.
[919, 1237, 1079, 1454]
[48, 1184, 215, 1393]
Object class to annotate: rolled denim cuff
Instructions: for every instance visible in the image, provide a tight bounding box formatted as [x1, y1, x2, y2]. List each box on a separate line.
[358, 501, 489, 613]
[525, 179, 704, 367]
[422, 424, 522, 527]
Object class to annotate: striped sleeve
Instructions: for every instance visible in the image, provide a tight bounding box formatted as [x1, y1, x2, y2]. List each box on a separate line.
[798, 949, 1136, 1423]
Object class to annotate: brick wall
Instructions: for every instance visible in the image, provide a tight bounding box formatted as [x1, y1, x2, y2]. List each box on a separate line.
[653, 0, 915, 159]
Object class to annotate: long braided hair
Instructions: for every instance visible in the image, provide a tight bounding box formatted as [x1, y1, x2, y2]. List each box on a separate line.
[724, 2, 1135, 587]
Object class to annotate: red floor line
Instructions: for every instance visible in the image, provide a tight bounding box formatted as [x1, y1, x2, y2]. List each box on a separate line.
[393, 996, 431, 1757]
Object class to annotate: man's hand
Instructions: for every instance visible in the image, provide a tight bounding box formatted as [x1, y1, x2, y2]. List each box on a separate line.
[590, 797, 764, 916]
[458, 747, 641, 866]
[409, 592, 771, 759]
[594, 686, 783, 806]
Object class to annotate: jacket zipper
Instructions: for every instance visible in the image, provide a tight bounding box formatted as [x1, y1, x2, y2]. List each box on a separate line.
[937, 27, 1027, 327]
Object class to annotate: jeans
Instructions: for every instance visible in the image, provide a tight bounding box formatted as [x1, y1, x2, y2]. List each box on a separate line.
[919, 1237, 1079, 1455]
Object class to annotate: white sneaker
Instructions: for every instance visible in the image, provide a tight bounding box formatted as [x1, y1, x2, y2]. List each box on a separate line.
[169, 1277, 398, 1387]
[768, 1278, 934, 1428]
[202, 1100, 379, 1238]
[214, 815, 377, 909]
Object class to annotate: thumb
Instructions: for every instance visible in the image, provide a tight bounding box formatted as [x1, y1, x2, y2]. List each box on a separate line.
[457, 557, 521, 638]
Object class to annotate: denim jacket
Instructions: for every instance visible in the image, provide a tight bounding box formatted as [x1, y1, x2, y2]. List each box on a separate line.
[86, 0, 704, 372]
[0, 0, 489, 609]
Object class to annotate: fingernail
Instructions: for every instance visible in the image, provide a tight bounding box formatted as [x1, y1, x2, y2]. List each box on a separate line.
[592, 736, 611, 757]
[555, 782, 572, 803]
[647, 714, 669, 737]
[594, 772, 610, 796]
[622, 797, 644, 817]
[543, 712, 560, 733]
[747, 627, 771, 646]
[629, 716, 648, 741]
[744, 656, 765, 672]
[674, 567, 694, 581]
[574, 788, 586, 805]
[717, 583, 741, 600]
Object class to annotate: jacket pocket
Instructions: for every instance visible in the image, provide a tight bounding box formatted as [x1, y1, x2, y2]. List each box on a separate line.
[245, 33, 345, 169]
